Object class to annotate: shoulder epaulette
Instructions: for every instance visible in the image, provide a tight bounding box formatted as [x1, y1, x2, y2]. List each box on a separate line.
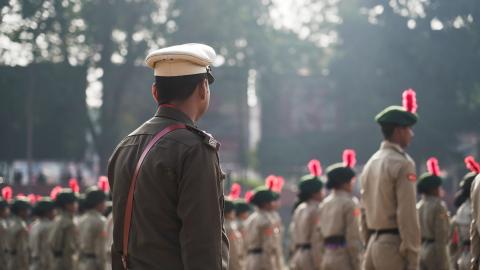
[186, 125, 221, 151]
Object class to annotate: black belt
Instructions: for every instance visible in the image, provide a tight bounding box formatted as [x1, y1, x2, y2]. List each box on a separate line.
[422, 238, 434, 244]
[295, 243, 311, 250]
[248, 248, 263, 254]
[324, 235, 346, 245]
[371, 228, 400, 236]
[8, 250, 17, 255]
[53, 251, 63, 258]
[80, 253, 97, 259]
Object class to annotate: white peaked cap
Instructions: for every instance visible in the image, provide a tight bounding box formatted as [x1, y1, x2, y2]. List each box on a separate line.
[145, 43, 216, 77]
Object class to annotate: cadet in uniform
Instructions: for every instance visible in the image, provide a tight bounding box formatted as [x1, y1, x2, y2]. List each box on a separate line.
[467, 157, 480, 269]
[316, 150, 362, 270]
[244, 186, 283, 270]
[7, 196, 31, 270]
[0, 196, 10, 267]
[361, 89, 421, 270]
[225, 196, 245, 270]
[451, 157, 479, 270]
[289, 159, 323, 270]
[77, 187, 108, 270]
[48, 188, 79, 270]
[108, 43, 228, 270]
[29, 198, 56, 270]
[416, 157, 450, 270]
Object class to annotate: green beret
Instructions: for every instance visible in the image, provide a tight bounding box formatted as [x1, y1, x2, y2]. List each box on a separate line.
[326, 163, 356, 189]
[33, 198, 55, 216]
[234, 199, 252, 214]
[375, 106, 418, 126]
[11, 197, 31, 214]
[417, 173, 442, 193]
[224, 199, 235, 214]
[298, 175, 323, 195]
[55, 188, 77, 207]
[84, 187, 107, 209]
[250, 186, 278, 207]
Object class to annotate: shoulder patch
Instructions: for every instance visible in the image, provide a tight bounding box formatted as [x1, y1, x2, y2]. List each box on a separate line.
[353, 208, 361, 217]
[407, 173, 417, 182]
[186, 125, 220, 150]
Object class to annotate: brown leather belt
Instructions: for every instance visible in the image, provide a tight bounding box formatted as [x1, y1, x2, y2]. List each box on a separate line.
[121, 123, 186, 269]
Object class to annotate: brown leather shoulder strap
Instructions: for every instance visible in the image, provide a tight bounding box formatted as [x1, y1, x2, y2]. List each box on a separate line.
[122, 123, 186, 269]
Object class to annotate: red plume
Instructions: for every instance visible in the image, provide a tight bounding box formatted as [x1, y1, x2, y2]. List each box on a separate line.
[229, 183, 241, 200]
[465, 156, 480, 173]
[68, 178, 80, 193]
[273, 176, 284, 193]
[97, 176, 110, 193]
[402, 88, 418, 113]
[27, 194, 37, 204]
[426, 157, 440, 176]
[50, 185, 62, 200]
[244, 190, 254, 203]
[265, 175, 277, 190]
[343, 149, 357, 168]
[307, 159, 322, 176]
[1, 186, 13, 202]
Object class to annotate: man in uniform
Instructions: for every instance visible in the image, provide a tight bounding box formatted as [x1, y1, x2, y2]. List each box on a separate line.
[361, 89, 421, 270]
[77, 187, 108, 270]
[0, 196, 10, 267]
[108, 43, 228, 269]
[7, 196, 31, 270]
[30, 197, 56, 270]
[48, 188, 79, 270]
[469, 160, 480, 269]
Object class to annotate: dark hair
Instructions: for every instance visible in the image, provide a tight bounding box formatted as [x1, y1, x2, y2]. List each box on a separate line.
[380, 123, 397, 139]
[454, 189, 469, 208]
[292, 192, 312, 212]
[154, 74, 206, 104]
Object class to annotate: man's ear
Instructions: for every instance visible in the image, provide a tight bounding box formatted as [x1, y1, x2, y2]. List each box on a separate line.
[198, 79, 208, 100]
[151, 83, 159, 103]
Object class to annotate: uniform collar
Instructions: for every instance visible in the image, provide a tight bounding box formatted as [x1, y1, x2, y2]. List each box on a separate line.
[155, 105, 195, 127]
[333, 189, 350, 197]
[380, 140, 405, 155]
[422, 194, 441, 202]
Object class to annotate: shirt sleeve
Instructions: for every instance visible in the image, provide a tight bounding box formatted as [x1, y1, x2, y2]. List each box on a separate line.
[345, 201, 363, 270]
[433, 203, 451, 270]
[177, 142, 223, 270]
[395, 160, 420, 270]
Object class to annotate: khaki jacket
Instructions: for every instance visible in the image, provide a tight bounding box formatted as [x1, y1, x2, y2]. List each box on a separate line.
[290, 201, 320, 270]
[360, 141, 420, 269]
[77, 210, 107, 270]
[7, 215, 29, 270]
[48, 210, 79, 270]
[316, 190, 362, 270]
[29, 218, 53, 270]
[225, 219, 245, 270]
[108, 106, 228, 270]
[244, 209, 282, 270]
[417, 195, 450, 269]
[470, 174, 480, 269]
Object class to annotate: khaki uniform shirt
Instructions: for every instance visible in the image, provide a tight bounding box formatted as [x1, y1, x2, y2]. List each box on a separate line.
[108, 107, 228, 270]
[290, 201, 321, 269]
[316, 191, 362, 270]
[452, 200, 471, 270]
[226, 219, 245, 270]
[244, 209, 282, 270]
[77, 210, 107, 270]
[417, 195, 450, 269]
[105, 212, 114, 270]
[48, 210, 79, 270]
[7, 215, 29, 270]
[0, 217, 8, 267]
[360, 141, 420, 269]
[29, 218, 53, 270]
[470, 174, 480, 269]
